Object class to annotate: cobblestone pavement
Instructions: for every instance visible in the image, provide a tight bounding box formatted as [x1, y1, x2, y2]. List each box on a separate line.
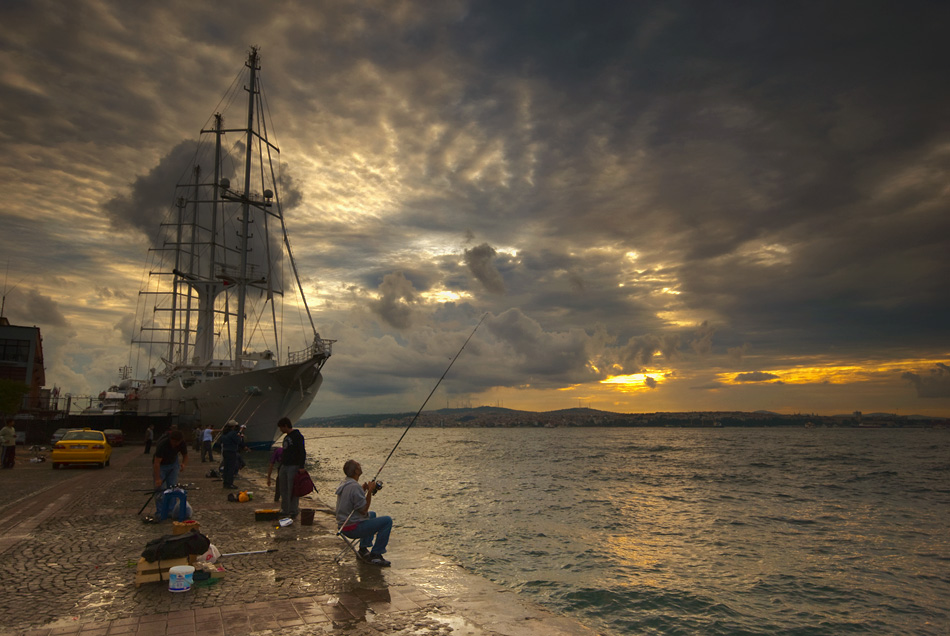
[0, 445, 599, 636]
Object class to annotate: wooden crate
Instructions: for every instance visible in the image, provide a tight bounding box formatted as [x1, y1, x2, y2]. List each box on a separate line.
[134, 556, 195, 587]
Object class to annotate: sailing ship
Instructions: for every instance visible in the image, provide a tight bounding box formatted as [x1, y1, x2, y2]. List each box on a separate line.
[125, 47, 332, 449]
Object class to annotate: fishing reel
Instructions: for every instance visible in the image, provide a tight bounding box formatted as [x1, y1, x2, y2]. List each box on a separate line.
[371, 480, 383, 494]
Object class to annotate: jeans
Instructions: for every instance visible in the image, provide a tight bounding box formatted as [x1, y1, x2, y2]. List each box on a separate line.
[155, 461, 180, 516]
[201, 440, 214, 462]
[342, 511, 393, 555]
[222, 450, 239, 487]
[279, 464, 301, 516]
[1, 444, 14, 468]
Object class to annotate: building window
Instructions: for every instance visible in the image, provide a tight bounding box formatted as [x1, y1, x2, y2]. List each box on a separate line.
[0, 339, 31, 363]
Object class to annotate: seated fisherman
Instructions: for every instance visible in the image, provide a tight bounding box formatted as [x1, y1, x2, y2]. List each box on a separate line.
[335, 459, 393, 567]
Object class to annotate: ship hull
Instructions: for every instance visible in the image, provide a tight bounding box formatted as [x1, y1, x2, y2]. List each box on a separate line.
[135, 359, 323, 449]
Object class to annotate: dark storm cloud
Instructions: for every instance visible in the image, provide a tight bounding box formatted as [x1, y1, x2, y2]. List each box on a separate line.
[22, 289, 69, 330]
[483, 309, 593, 386]
[463, 243, 506, 294]
[370, 271, 418, 329]
[735, 372, 781, 383]
[4, 0, 950, 415]
[102, 140, 199, 239]
[902, 363, 950, 399]
[276, 163, 306, 211]
[428, 0, 950, 360]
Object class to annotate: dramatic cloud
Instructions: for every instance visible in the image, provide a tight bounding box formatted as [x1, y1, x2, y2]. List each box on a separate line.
[2, 1, 949, 416]
[735, 372, 781, 383]
[464, 243, 506, 295]
[370, 271, 418, 329]
[23, 289, 69, 329]
[902, 363, 950, 399]
[103, 140, 200, 239]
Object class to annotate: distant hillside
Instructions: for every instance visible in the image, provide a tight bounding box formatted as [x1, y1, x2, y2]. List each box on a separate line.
[297, 407, 948, 428]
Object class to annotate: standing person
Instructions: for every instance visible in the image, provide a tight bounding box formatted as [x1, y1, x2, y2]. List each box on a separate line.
[143, 424, 154, 454]
[277, 418, 306, 519]
[220, 420, 241, 490]
[200, 424, 215, 463]
[0, 419, 15, 469]
[335, 459, 393, 566]
[192, 408, 202, 451]
[266, 444, 284, 502]
[152, 430, 188, 517]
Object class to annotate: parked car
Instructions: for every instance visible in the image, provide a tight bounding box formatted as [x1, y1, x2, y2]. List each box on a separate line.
[50, 428, 70, 445]
[51, 429, 112, 469]
[103, 429, 125, 446]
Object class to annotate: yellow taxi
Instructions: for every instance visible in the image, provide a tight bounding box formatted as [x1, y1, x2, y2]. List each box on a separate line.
[51, 429, 113, 469]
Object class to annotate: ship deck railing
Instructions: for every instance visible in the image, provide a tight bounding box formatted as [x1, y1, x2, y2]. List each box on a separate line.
[287, 337, 334, 365]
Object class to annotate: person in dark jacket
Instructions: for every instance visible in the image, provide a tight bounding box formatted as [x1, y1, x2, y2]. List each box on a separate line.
[277, 417, 306, 518]
[152, 430, 188, 517]
[220, 420, 241, 489]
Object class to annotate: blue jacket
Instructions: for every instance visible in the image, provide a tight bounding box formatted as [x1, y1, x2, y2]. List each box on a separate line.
[220, 429, 241, 453]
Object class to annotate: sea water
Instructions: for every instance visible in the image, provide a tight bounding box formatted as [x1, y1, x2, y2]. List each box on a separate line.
[300, 426, 950, 635]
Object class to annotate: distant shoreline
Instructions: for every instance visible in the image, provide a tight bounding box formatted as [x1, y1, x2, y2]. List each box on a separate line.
[300, 406, 949, 429]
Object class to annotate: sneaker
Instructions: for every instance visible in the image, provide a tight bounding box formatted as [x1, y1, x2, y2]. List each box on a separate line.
[367, 554, 391, 567]
[358, 547, 369, 559]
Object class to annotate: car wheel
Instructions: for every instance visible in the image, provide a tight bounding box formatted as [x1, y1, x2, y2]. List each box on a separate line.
[52, 463, 59, 469]
[106, 459, 111, 467]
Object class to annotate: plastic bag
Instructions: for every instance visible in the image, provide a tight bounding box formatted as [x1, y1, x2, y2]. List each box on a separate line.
[198, 544, 221, 563]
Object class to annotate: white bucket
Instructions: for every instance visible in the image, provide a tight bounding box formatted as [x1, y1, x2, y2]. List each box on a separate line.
[168, 565, 195, 592]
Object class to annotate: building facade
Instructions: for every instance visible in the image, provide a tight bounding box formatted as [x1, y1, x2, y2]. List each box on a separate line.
[0, 316, 46, 410]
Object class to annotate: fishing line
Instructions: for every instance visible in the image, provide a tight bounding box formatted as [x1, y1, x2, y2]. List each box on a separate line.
[372, 313, 488, 482]
[334, 314, 488, 551]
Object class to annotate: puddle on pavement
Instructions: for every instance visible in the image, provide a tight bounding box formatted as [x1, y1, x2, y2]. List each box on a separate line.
[425, 614, 482, 635]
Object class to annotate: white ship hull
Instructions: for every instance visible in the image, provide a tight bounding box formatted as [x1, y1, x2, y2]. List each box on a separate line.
[136, 358, 323, 449]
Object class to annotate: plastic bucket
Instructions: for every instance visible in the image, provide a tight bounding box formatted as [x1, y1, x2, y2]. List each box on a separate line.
[301, 509, 315, 526]
[168, 565, 195, 592]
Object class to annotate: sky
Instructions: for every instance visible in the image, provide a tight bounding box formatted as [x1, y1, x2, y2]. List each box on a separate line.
[1, 0, 949, 418]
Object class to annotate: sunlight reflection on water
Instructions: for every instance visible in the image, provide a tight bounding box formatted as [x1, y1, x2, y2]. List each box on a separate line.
[298, 426, 950, 636]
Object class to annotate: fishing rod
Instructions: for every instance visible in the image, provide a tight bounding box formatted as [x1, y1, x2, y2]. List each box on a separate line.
[334, 314, 487, 557]
[219, 549, 277, 557]
[372, 313, 487, 483]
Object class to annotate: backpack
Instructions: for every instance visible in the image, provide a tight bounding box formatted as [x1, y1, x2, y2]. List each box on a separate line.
[141, 530, 211, 563]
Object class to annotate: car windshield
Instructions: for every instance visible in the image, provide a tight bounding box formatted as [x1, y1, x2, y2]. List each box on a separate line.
[104, 429, 122, 434]
[63, 431, 105, 441]
[54, 428, 68, 435]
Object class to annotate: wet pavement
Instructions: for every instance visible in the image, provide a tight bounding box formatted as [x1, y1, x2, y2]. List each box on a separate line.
[0, 445, 599, 636]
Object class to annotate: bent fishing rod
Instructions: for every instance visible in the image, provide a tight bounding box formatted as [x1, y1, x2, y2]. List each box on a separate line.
[371, 313, 487, 483]
[335, 314, 487, 547]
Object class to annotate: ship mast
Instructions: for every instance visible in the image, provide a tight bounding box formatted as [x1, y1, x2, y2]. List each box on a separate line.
[234, 46, 259, 373]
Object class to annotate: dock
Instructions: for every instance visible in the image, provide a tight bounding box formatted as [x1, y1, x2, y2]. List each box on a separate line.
[0, 445, 597, 636]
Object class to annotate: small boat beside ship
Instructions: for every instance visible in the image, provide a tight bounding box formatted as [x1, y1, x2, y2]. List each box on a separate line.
[109, 48, 332, 449]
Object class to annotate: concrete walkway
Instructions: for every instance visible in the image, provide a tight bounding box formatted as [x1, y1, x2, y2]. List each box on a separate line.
[0, 445, 598, 636]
